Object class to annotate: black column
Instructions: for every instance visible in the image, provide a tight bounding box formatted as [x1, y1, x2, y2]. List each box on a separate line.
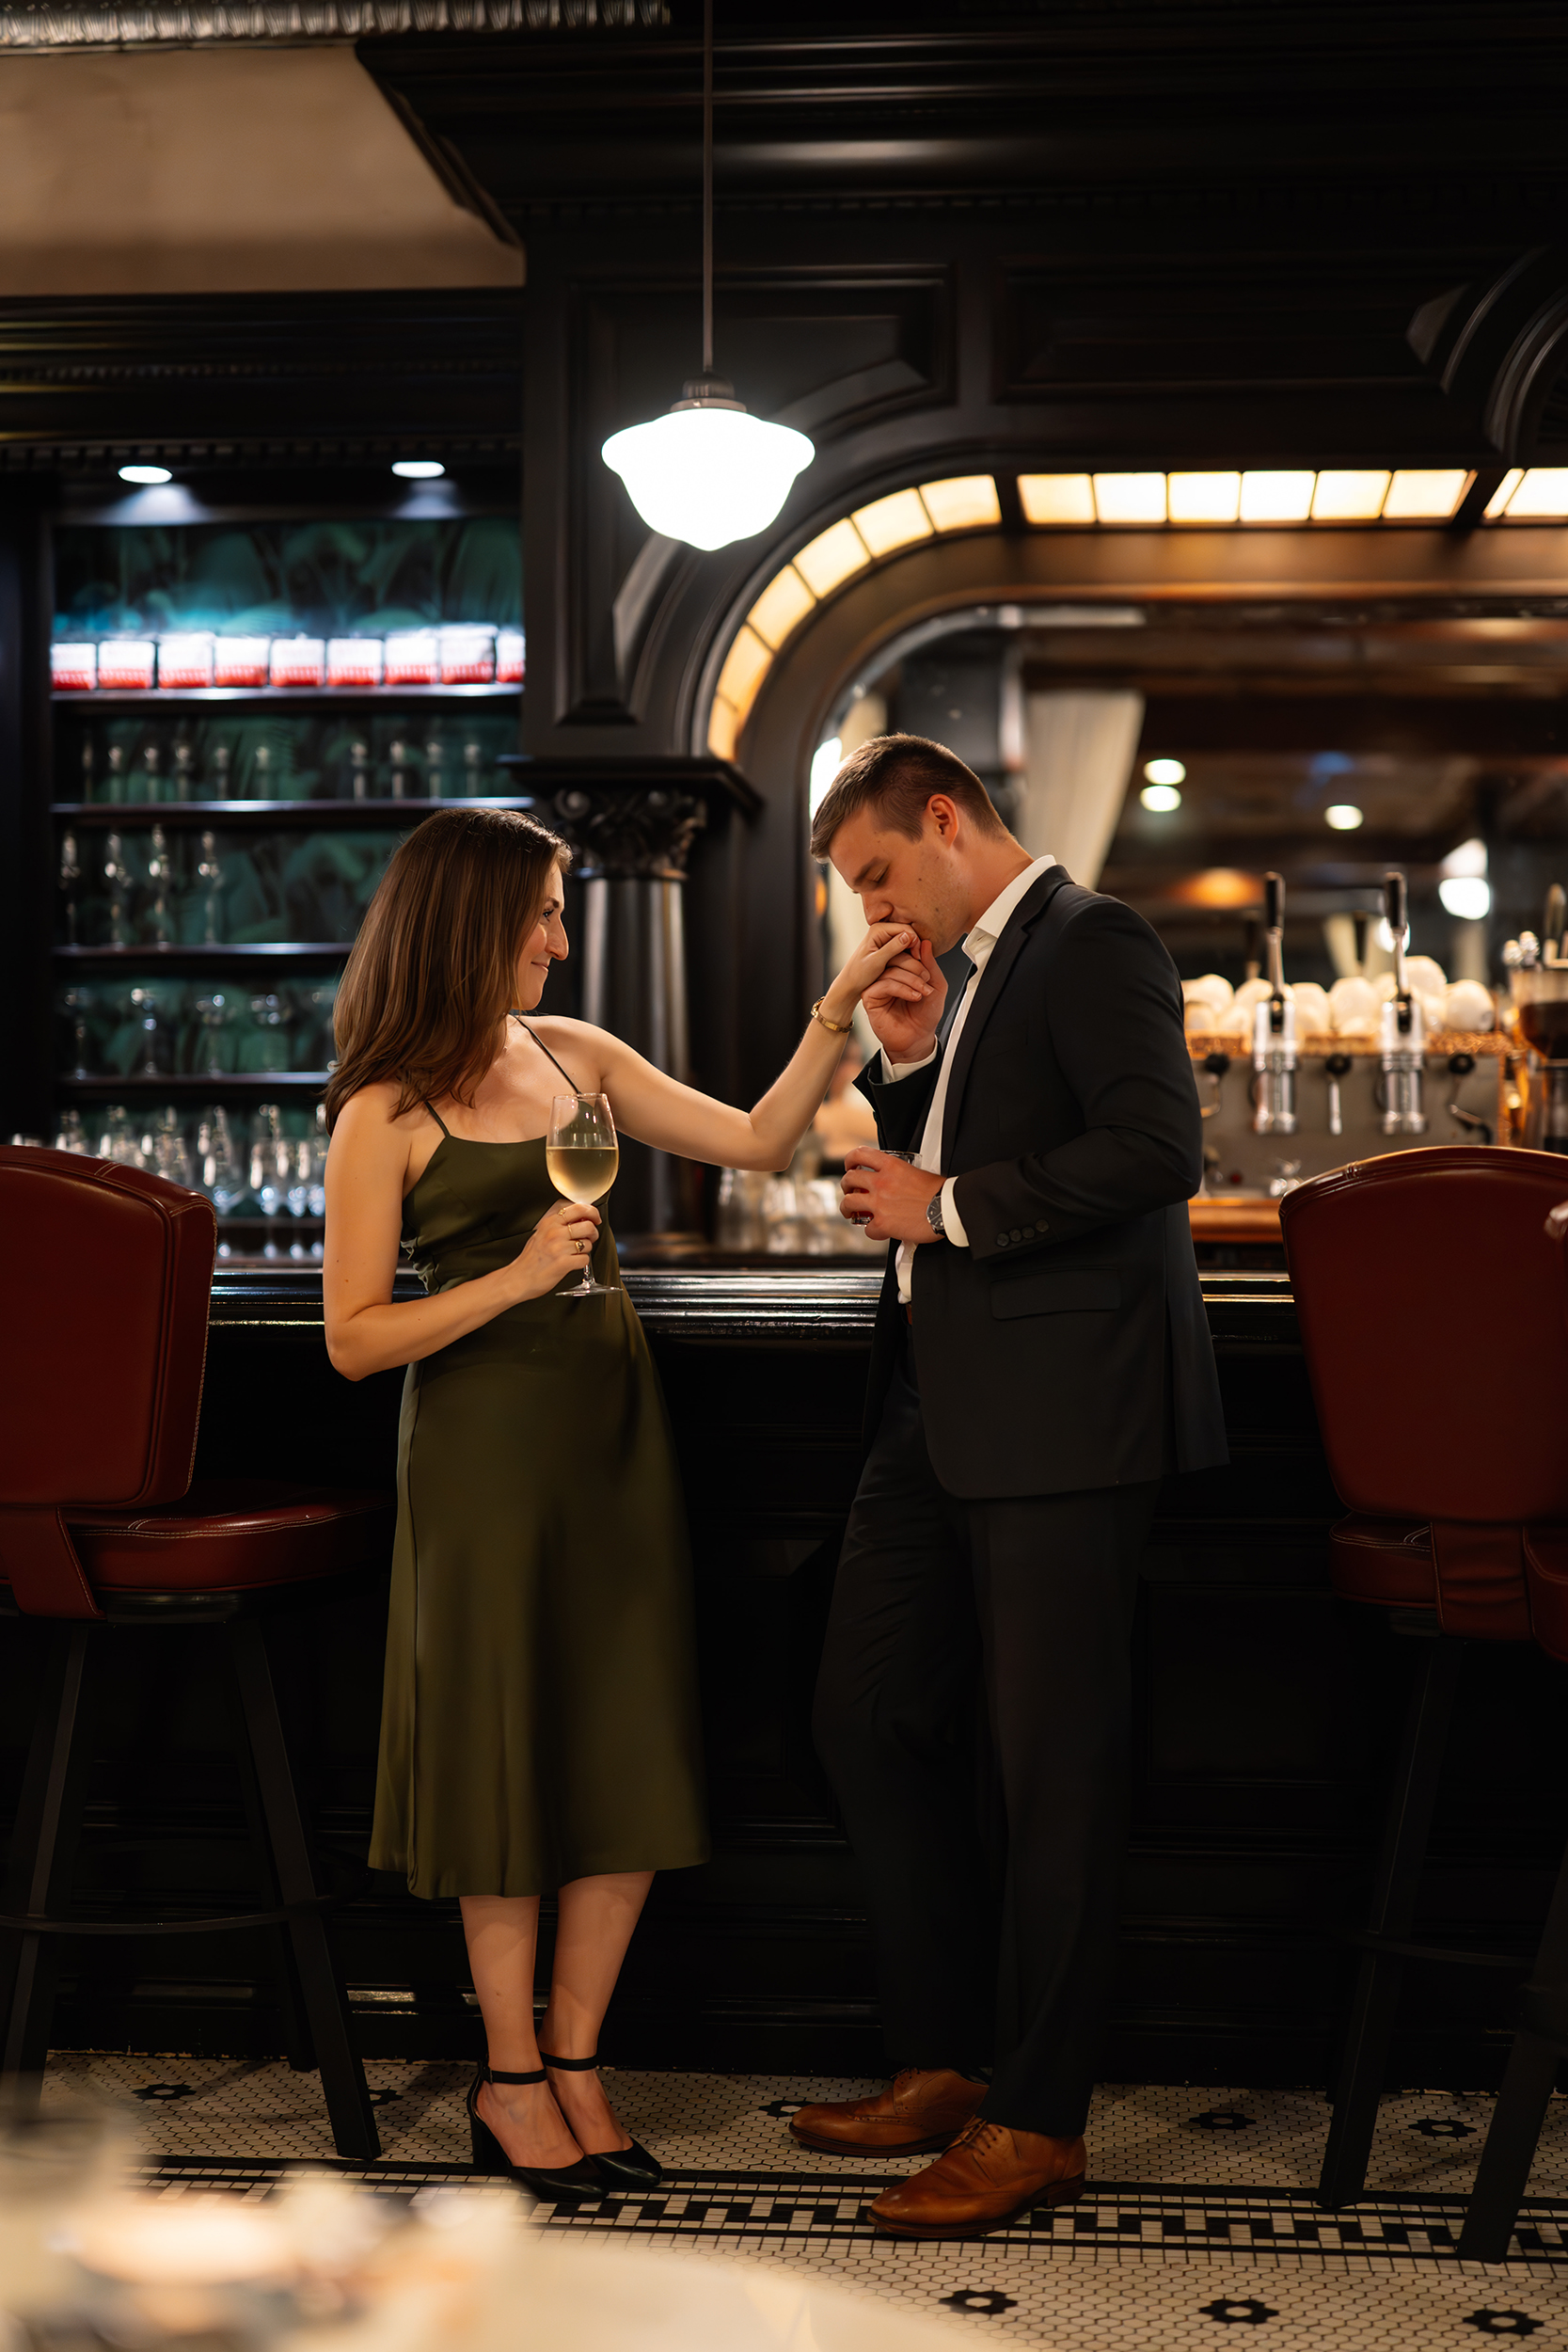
[549, 783, 708, 1238]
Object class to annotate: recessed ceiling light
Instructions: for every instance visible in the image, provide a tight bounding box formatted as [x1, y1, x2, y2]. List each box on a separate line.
[1144, 757, 1186, 787]
[1324, 803, 1365, 831]
[392, 460, 445, 480]
[119, 464, 171, 485]
[1140, 784, 1182, 813]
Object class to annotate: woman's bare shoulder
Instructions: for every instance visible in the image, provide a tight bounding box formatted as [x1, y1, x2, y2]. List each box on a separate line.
[526, 1013, 617, 1073]
[333, 1083, 426, 1149]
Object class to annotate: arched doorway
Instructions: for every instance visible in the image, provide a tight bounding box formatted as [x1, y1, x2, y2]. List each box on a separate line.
[701, 465, 1568, 1094]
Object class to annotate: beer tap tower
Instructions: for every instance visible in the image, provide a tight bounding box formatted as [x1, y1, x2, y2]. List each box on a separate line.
[1379, 868, 1427, 1136]
[1252, 870, 1298, 1136]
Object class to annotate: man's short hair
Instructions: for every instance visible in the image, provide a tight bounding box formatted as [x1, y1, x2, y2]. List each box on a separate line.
[809, 733, 1006, 862]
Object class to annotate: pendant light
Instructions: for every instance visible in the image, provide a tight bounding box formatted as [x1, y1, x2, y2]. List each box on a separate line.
[601, 0, 814, 551]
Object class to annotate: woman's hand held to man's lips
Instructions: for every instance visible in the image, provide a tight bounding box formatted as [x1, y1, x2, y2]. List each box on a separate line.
[863, 934, 947, 1062]
[840, 1146, 944, 1243]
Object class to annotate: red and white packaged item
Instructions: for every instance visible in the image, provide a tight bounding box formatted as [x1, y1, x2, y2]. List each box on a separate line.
[327, 637, 384, 688]
[270, 636, 326, 689]
[214, 636, 272, 688]
[97, 639, 157, 691]
[52, 642, 97, 691]
[158, 632, 214, 690]
[495, 628, 526, 685]
[438, 625, 496, 685]
[384, 628, 439, 686]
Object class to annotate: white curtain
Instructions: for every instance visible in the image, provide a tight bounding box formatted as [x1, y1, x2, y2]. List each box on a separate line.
[1020, 691, 1145, 886]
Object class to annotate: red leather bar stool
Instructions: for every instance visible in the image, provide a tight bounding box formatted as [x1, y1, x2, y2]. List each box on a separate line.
[1454, 1195, 1568, 2260]
[0, 1148, 394, 2159]
[1279, 1145, 1568, 2211]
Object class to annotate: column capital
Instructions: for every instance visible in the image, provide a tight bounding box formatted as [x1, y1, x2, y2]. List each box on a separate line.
[549, 784, 708, 882]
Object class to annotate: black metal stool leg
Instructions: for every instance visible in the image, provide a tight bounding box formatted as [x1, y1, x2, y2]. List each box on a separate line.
[1319, 1629, 1463, 2207]
[1, 1627, 97, 2086]
[1458, 1831, 1568, 2262]
[220, 1638, 316, 2075]
[227, 1620, 380, 2160]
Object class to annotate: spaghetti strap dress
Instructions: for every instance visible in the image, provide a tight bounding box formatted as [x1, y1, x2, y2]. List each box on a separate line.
[368, 1024, 709, 1899]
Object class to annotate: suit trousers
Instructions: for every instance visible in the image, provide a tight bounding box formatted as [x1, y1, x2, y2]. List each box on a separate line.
[812, 1332, 1158, 2138]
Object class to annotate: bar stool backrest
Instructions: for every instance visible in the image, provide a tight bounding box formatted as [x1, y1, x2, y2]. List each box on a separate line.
[0, 1147, 216, 1617]
[1280, 1145, 1568, 1526]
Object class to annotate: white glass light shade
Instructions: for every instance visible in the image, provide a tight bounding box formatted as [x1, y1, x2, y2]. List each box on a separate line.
[1439, 876, 1491, 920]
[602, 406, 816, 551]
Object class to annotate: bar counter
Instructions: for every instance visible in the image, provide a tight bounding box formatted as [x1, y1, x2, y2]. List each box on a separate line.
[7, 1266, 1560, 2091]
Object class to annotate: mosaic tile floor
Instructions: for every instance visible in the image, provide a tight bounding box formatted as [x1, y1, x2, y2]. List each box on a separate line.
[40, 2058, 1568, 2348]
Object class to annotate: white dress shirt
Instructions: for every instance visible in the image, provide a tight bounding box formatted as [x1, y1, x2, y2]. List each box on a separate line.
[883, 855, 1057, 1305]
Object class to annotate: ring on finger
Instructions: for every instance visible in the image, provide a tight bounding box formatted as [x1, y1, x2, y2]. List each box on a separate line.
[576, 1237, 589, 1254]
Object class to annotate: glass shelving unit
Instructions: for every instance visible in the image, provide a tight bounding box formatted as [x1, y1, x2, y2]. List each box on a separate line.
[44, 508, 524, 1261]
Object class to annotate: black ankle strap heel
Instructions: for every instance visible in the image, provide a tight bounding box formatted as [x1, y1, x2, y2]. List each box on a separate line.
[467, 2061, 601, 2199]
[538, 2050, 663, 2190]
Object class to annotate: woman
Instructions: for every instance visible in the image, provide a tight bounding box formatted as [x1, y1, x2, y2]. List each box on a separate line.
[323, 806, 926, 2197]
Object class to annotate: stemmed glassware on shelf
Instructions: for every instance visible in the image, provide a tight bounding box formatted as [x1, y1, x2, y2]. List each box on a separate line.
[62, 986, 91, 1080]
[147, 825, 173, 947]
[150, 1105, 192, 1188]
[127, 986, 167, 1077]
[191, 987, 230, 1074]
[103, 833, 129, 947]
[197, 831, 225, 945]
[58, 831, 81, 945]
[248, 990, 294, 1073]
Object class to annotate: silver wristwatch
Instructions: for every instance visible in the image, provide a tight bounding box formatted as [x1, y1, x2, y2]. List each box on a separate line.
[926, 1188, 946, 1239]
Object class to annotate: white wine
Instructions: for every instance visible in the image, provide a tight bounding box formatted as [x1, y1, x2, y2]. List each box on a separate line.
[546, 1143, 619, 1204]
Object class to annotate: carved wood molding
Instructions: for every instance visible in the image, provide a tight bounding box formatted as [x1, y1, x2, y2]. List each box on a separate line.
[0, 0, 665, 45]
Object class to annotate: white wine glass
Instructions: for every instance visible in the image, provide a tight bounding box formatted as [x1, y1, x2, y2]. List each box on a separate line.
[546, 1091, 618, 1298]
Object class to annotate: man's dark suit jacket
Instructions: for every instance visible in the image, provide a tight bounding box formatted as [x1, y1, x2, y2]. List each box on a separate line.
[855, 863, 1228, 1499]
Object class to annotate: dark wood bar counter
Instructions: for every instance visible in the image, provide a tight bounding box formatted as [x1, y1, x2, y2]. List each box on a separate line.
[5, 1267, 1562, 2094]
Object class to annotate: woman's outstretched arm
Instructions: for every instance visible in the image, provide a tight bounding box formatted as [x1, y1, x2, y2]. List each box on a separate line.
[323, 1084, 602, 1381]
[571, 920, 930, 1170]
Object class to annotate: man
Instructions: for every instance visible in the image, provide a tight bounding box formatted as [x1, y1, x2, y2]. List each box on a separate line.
[790, 733, 1227, 2238]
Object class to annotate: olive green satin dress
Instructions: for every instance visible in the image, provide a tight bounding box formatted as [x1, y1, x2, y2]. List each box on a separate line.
[369, 1057, 709, 1899]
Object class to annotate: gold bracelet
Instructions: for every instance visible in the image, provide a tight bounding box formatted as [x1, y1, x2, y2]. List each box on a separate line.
[810, 998, 853, 1035]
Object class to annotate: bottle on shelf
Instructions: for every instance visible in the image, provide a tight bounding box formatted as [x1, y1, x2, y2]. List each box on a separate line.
[388, 739, 410, 799]
[104, 746, 127, 806]
[54, 1106, 87, 1154]
[349, 739, 371, 802]
[80, 739, 95, 803]
[173, 739, 196, 803]
[210, 744, 233, 801]
[427, 737, 446, 801]
[141, 743, 164, 803]
[463, 739, 485, 796]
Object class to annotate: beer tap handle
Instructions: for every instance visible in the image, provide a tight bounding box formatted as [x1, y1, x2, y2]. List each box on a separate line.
[1263, 871, 1286, 996]
[1544, 882, 1566, 964]
[1385, 870, 1409, 999]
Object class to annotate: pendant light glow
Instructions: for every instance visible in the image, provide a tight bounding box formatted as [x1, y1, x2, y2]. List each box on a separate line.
[603, 391, 815, 552]
[599, 0, 813, 551]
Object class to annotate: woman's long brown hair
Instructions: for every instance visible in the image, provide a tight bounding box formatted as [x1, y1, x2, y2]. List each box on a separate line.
[324, 806, 572, 1131]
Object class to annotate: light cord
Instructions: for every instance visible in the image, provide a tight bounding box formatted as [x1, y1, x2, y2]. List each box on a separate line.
[702, 0, 714, 375]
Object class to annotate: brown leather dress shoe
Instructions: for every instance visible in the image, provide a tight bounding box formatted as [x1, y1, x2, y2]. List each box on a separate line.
[788, 2068, 988, 2156]
[867, 2119, 1087, 2238]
